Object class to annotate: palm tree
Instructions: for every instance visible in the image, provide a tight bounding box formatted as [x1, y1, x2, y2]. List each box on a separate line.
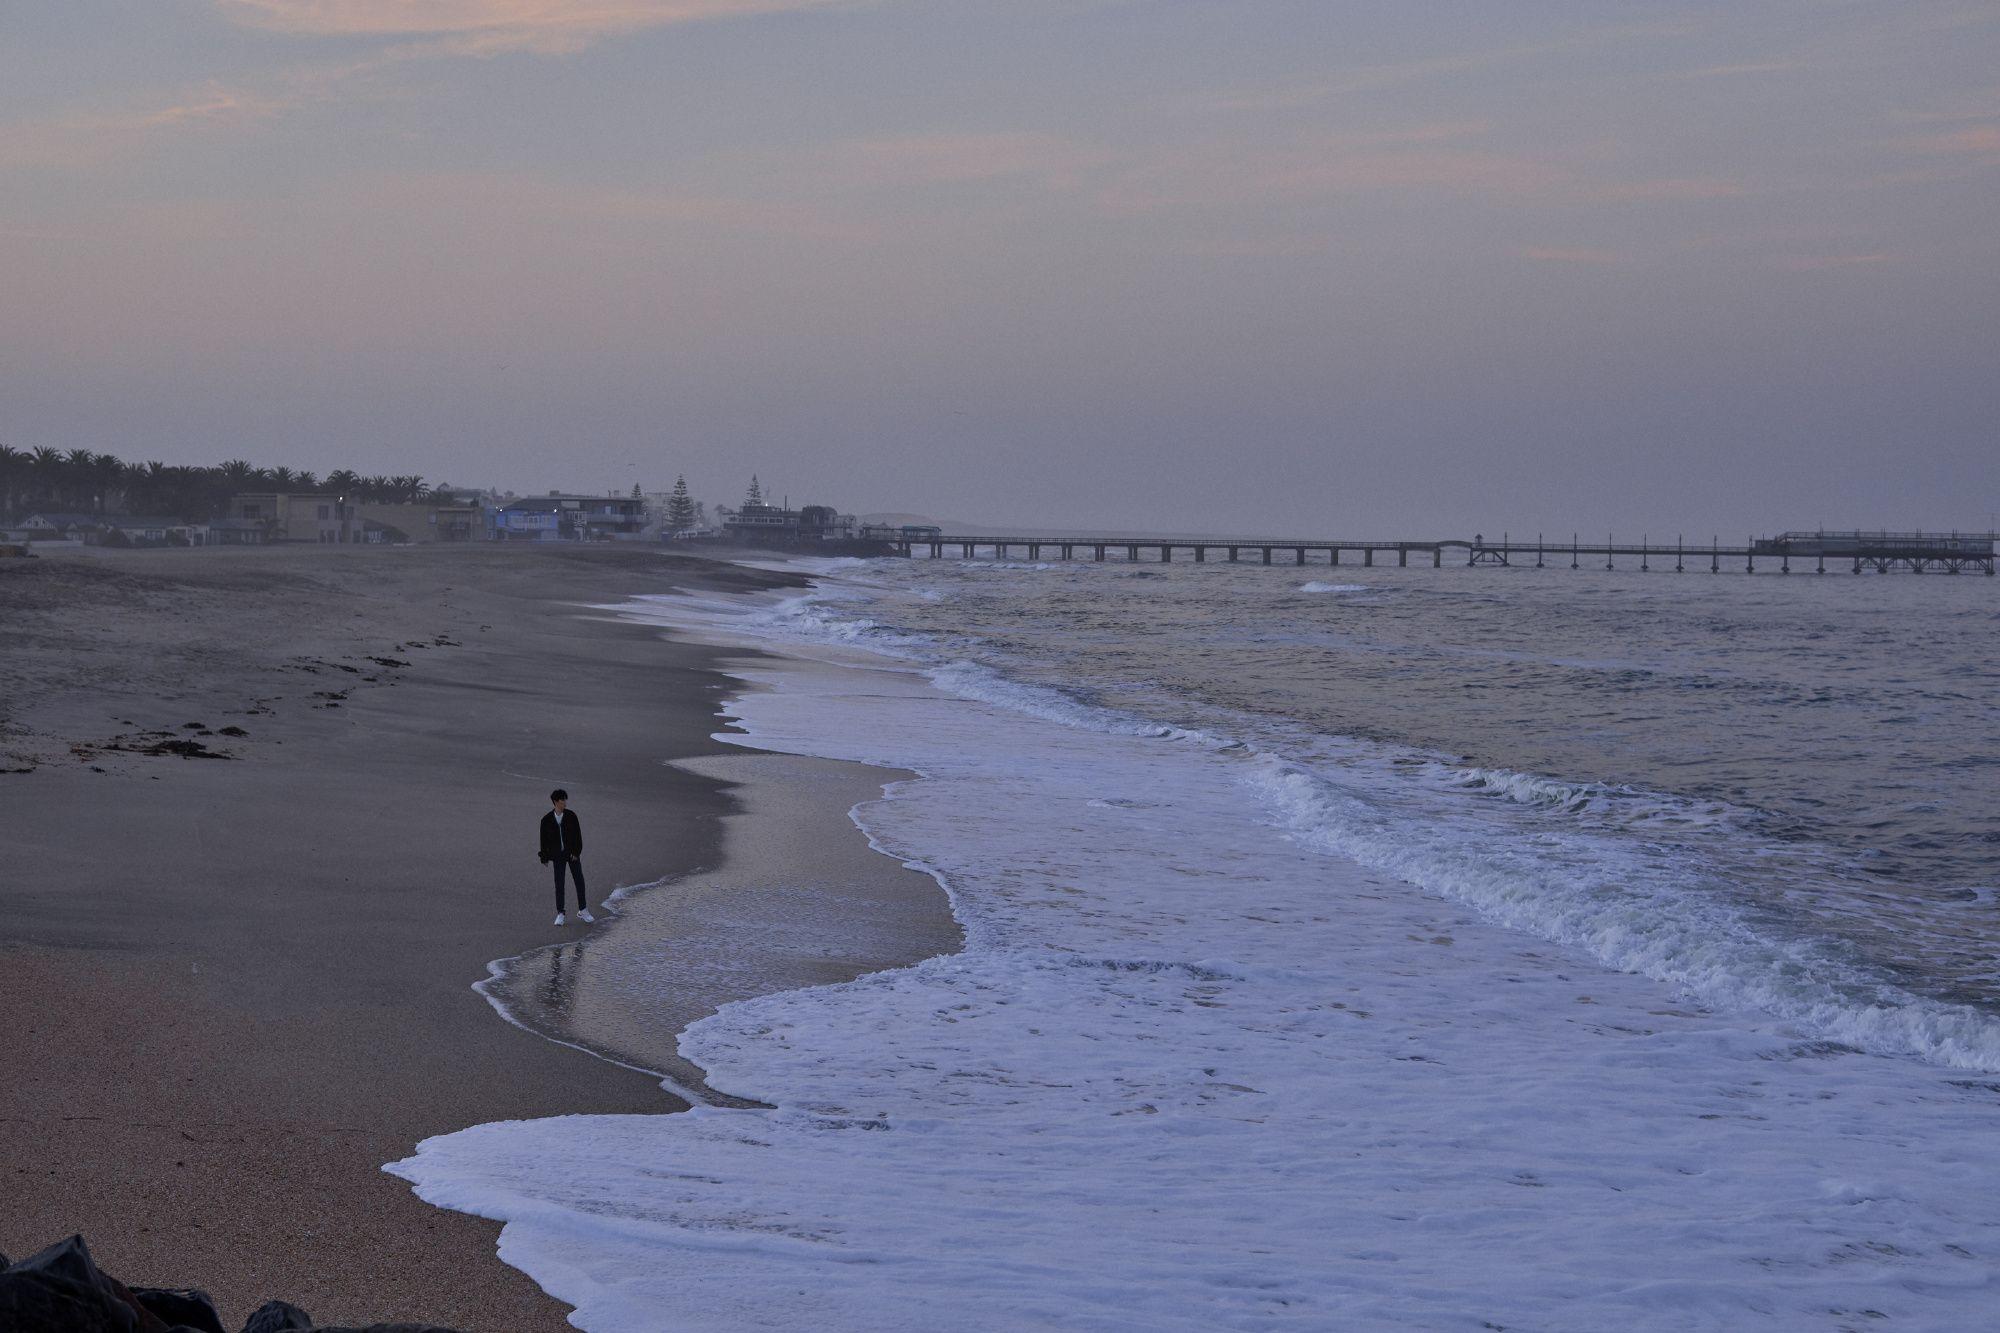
[123, 461, 168, 517]
[0, 443, 25, 517]
[63, 448, 100, 510]
[117, 459, 150, 515]
[326, 469, 360, 497]
[91, 452, 127, 515]
[268, 466, 298, 490]
[29, 448, 65, 511]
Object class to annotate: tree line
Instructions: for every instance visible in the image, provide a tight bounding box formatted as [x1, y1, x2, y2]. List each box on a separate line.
[0, 445, 442, 521]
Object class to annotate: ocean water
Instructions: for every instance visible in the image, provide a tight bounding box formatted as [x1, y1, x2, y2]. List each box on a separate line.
[391, 557, 2000, 1331]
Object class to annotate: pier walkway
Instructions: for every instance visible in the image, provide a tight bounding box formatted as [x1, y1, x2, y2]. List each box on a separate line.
[892, 531, 1996, 575]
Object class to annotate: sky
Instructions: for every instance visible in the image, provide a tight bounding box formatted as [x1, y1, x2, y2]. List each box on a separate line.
[2, 1, 1996, 535]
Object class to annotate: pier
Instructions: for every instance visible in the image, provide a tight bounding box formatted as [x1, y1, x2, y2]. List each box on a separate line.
[890, 530, 1996, 575]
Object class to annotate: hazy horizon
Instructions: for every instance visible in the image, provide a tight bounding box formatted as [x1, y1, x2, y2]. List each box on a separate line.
[4, 2, 1995, 535]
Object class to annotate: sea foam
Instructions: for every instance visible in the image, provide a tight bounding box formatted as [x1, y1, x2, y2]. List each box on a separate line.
[661, 576, 2000, 1073]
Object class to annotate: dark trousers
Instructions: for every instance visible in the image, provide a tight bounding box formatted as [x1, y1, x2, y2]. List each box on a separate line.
[552, 857, 587, 911]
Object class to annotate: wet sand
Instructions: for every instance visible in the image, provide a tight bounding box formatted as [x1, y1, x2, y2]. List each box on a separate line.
[488, 749, 963, 1105]
[0, 543, 955, 1331]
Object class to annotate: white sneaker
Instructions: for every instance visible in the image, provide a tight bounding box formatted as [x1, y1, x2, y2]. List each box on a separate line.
[578, 909, 596, 923]
[552, 912, 566, 926]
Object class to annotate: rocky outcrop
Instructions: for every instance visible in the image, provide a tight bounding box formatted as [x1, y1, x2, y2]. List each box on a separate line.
[0, 1236, 462, 1333]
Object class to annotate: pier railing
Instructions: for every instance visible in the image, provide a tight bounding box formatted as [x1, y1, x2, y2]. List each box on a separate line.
[892, 531, 1996, 575]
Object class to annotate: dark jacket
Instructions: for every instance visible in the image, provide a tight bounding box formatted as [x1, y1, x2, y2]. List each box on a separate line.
[539, 809, 582, 863]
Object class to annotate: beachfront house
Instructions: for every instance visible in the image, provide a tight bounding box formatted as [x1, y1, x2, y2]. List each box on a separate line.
[18, 512, 102, 543]
[228, 493, 361, 544]
[350, 500, 490, 543]
[496, 494, 648, 542]
[17, 513, 206, 546]
[98, 516, 206, 547]
[206, 517, 273, 546]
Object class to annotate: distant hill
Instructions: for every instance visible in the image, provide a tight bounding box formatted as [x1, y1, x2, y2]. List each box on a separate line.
[856, 512, 947, 528]
[855, 511, 1017, 533]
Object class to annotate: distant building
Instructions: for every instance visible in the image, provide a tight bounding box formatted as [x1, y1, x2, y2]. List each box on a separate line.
[98, 516, 205, 547]
[228, 493, 360, 544]
[19, 513, 102, 542]
[351, 501, 488, 543]
[206, 517, 272, 546]
[18, 513, 206, 546]
[496, 494, 648, 542]
[719, 500, 856, 545]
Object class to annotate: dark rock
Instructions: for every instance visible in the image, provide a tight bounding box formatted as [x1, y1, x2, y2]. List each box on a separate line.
[240, 1299, 315, 1333]
[2, 1237, 464, 1333]
[218, 726, 249, 737]
[132, 1287, 226, 1333]
[0, 1234, 166, 1331]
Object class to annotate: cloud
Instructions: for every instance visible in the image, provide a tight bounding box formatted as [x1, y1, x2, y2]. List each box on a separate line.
[1518, 246, 1626, 265]
[1578, 177, 1748, 203]
[104, 81, 296, 130]
[216, 0, 851, 55]
[1095, 123, 1561, 215]
[835, 133, 1109, 190]
[1775, 252, 1902, 272]
[1896, 125, 2000, 157]
[1203, 19, 1705, 113]
[370, 170, 882, 243]
[1678, 61, 1797, 79]
[0, 79, 298, 170]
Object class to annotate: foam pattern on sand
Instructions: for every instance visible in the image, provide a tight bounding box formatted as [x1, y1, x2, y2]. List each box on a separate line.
[391, 590, 2000, 1332]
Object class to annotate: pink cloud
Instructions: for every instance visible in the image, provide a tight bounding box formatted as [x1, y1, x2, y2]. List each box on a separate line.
[0, 79, 295, 170]
[1096, 123, 1559, 214]
[125, 82, 294, 128]
[1897, 125, 2000, 156]
[217, 0, 847, 54]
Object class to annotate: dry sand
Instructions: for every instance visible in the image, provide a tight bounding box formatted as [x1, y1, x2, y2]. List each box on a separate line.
[0, 542, 955, 1331]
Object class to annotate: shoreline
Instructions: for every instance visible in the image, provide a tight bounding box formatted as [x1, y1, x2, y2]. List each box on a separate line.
[0, 543, 955, 1331]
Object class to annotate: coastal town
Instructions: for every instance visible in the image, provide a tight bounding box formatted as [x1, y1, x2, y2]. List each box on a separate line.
[0, 449, 915, 553]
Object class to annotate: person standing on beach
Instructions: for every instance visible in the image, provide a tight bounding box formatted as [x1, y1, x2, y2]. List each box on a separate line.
[539, 789, 595, 926]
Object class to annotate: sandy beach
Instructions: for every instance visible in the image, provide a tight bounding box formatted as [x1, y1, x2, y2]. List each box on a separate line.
[0, 542, 956, 1331]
